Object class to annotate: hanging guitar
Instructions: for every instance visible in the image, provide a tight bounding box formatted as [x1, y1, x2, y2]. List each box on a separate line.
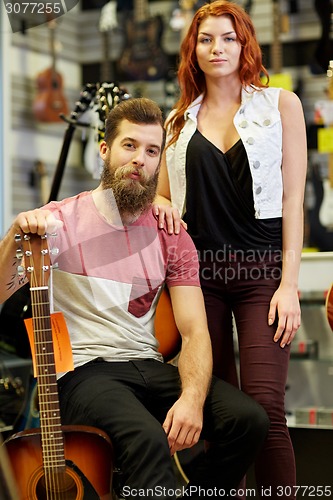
[33, 20, 69, 123]
[269, 0, 293, 90]
[311, 0, 333, 75]
[83, 2, 131, 178]
[4, 233, 114, 499]
[318, 60, 333, 229]
[326, 283, 333, 332]
[118, 0, 168, 81]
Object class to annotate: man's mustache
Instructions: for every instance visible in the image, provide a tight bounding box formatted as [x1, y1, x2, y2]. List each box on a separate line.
[114, 165, 149, 183]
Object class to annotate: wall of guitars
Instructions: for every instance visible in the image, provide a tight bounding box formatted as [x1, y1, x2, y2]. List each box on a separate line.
[0, 0, 333, 483]
[2, 0, 332, 254]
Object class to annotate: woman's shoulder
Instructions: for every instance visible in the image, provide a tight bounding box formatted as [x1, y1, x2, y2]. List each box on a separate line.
[278, 88, 303, 116]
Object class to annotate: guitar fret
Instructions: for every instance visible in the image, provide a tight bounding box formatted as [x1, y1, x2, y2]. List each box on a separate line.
[41, 429, 63, 436]
[35, 361, 57, 368]
[41, 432, 63, 439]
[40, 412, 61, 419]
[43, 461, 66, 469]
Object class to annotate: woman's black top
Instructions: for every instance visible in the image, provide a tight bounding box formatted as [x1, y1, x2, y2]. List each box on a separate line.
[184, 129, 282, 254]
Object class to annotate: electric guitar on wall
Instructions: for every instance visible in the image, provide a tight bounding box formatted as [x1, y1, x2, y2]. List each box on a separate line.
[311, 0, 333, 75]
[4, 233, 114, 499]
[118, 0, 168, 81]
[269, 0, 293, 90]
[33, 20, 69, 123]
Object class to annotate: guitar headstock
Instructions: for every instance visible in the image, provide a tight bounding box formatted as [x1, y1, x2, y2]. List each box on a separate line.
[16, 233, 52, 289]
[68, 83, 99, 123]
[99, 0, 118, 33]
[94, 82, 131, 135]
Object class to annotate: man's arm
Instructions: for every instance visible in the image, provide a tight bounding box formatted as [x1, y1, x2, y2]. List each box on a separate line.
[0, 209, 62, 303]
[162, 285, 213, 456]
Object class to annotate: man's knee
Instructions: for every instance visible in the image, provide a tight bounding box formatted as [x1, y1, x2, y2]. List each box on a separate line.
[241, 397, 270, 446]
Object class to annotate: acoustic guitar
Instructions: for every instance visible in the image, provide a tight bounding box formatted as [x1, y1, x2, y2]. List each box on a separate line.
[33, 20, 69, 123]
[4, 233, 114, 499]
[326, 283, 333, 332]
[118, 0, 168, 81]
[155, 287, 181, 362]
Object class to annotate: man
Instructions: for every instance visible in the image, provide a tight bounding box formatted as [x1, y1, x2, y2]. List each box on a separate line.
[0, 98, 269, 499]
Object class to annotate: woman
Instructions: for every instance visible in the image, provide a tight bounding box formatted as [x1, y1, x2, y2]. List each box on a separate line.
[156, 1, 307, 498]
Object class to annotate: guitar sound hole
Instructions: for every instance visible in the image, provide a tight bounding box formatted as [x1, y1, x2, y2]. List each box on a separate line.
[35, 468, 82, 499]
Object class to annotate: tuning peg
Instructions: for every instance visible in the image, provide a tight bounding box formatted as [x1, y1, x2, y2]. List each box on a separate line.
[16, 248, 23, 259]
[17, 265, 25, 276]
[14, 233, 22, 243]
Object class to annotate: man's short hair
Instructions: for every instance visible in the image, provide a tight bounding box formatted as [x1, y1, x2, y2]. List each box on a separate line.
[104, 97, 166, 152]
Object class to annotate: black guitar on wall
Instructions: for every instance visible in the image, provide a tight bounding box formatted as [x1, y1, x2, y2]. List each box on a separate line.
[311, 0, 333, 74]
[118, 0, 168, 81]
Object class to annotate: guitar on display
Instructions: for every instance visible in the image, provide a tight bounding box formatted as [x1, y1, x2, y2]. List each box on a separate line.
[118, 0, 168, 81]
[268, 0, 293, 90]
[4, 233, 114, 499]
[326, 283, 333, 332]
[311, 0, 333, 75]
[317, 61, 333, 230]
[83, 1, 131, 178]
[33, 20, 69, 123]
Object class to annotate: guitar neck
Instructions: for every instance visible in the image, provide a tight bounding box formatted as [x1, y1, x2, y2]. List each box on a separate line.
[328, 61, 333, 188]
[101, 31, 113, 83]
[271, 0, 282, 74]
[135, 0, 148, 22]
[48, 22, 57, 74]
[31, 287, 66, 472]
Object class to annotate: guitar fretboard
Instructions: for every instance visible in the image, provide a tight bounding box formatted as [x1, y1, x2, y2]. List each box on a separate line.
[31, 287, 66, 472]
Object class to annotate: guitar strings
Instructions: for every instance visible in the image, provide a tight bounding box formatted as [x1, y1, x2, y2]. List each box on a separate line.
[27, 235, 69, 499]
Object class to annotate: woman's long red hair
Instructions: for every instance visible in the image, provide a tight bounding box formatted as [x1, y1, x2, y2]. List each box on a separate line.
[167, 0, 269, 145]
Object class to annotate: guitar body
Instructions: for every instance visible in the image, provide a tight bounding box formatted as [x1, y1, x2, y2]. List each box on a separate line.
[118, 15, 168, 81]
[326, 284, 333, 332]
[311, 0, 333, 74]
[319, 179, 333, 228]
[155, 287, 181, 362]
[307, 163, 333, 251]
[33, 67, 69, 122]
[5, 425, 113, 500]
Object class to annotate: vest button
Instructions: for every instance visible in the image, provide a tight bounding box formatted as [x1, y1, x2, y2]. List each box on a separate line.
[240, 120, 248, 128]
[253, 161, 260, 169]
[256, 186, 262, 194]
[263, 118, 271, 126]
[247, 137, 255, 145]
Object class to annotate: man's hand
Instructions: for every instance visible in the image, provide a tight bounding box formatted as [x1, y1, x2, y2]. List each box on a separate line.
[14, 209, 63, 236]
[162, 396, 203, 456]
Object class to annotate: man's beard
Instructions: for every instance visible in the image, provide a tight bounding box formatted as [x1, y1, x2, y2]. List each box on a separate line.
[100, 161, 159, 217]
